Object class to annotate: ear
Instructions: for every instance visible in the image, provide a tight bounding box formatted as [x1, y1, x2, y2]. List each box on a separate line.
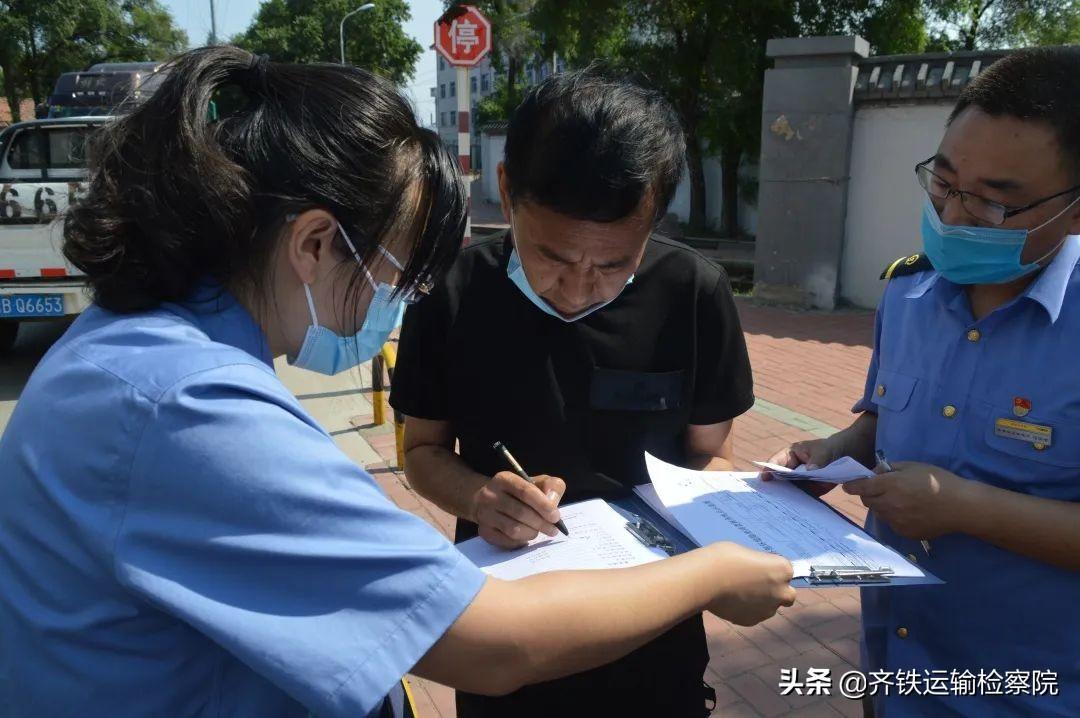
[497, 162, 512, 223]
[283, 209, 339, 285]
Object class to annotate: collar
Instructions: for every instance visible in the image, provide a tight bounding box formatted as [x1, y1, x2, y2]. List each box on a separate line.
[903, 271, 941, 300]
[904, 235, 1080, 323]
[1025, 234, 1080, 323]
[181, 280, 275, 367]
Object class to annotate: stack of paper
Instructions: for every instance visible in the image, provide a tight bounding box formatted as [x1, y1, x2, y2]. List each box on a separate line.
[752, 457, 875, 483]
[641, 453, 933, 583]
[456, 499, 666, 580]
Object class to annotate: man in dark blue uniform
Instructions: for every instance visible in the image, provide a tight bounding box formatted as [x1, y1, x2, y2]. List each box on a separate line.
[772, 47, 1080, 716]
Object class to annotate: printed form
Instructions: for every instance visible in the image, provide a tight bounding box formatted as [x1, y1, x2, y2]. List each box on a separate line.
[457, 499, 665, 580]
[643, 453, 927, 580]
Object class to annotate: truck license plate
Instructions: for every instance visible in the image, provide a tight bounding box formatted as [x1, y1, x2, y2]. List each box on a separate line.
[0, 294, 65, 318]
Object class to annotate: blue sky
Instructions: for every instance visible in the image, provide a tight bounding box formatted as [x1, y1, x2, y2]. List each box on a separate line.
[159, 0, 444, 125]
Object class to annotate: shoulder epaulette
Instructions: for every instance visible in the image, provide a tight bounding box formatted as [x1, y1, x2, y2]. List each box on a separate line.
[880, 253, 933, 280]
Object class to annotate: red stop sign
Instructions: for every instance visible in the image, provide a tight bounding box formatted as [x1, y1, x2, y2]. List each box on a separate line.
[435, 5, 492, 67]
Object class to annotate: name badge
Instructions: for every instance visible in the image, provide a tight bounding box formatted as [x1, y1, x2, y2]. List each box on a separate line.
[994, 417, 1053, 447]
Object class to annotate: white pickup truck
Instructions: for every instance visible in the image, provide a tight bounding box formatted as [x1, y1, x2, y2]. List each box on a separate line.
[0, 117, 107, 353]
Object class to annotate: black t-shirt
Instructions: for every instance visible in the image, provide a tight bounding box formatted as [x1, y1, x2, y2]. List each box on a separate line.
[391, 231, 754, 542]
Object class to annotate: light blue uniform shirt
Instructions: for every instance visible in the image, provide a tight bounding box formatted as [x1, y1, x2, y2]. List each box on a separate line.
[0, 286, 486, 717]
[855, 236, 1080, 716]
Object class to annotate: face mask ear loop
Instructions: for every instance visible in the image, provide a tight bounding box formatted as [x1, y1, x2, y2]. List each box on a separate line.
[337, 223, 363, 263]
[509, 208, 520, 255]
[303, 284, 320, 329]
[362, 266, 378, 291]
[1028, 195, 1080, 263]
[339, 221, 398, 293]
[375, 243, 405, 271]
[339, 218, 406, 271]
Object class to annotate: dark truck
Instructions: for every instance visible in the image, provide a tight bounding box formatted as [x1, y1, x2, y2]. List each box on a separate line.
[46, 62, 167, 118]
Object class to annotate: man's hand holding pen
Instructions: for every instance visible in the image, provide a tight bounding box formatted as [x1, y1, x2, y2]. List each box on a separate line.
[471, 472, 567, 549]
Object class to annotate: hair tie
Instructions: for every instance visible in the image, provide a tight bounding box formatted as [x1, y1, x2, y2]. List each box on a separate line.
[247, 53, 270, 94]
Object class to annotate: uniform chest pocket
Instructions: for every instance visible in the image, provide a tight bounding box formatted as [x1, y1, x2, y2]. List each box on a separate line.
[589, 368, 684, 412]
[869, 369, 918, 413]
[983, 413, 1080, 469]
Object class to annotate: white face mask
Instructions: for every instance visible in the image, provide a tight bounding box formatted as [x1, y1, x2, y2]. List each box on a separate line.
[506, 212, 634, 322]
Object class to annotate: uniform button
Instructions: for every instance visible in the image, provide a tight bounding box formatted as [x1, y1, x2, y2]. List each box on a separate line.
[896, 627, 909, 639]
[876, 385, 887, 397]
[1034, 443, 1047, 451]
[966, 329, 981, 342]
[906, 553, 918, 564]
[942, 405, 957, 418]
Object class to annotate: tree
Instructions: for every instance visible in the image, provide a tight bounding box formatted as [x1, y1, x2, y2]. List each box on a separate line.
[474, 76, 524, 127]
[530, 0, 931, 234]
[234, 0, 422, 85]
[702, 0, 930, 236]
[925, 0, 1080, 51]
[444, 1, 546, 120]
[455, 0, 1079, 234]
[0, 0, 187, 122]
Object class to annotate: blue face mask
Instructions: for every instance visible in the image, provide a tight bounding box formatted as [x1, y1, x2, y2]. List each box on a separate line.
[290, 225, 412, 375]
[921, 197, 1077, 285]
[505, 217, 634, 322]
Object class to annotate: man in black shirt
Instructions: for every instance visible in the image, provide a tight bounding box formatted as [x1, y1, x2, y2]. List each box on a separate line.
[391, 68, 755, 717]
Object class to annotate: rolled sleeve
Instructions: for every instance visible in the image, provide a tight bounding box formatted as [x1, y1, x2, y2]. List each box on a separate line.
[116, 364, 485, 717]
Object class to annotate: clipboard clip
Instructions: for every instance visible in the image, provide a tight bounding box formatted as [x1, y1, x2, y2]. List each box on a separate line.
[624, 514, 676, 556]
[808, 565, 894, 584]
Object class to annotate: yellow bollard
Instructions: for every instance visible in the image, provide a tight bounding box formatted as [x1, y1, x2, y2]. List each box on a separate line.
[371, 353, 386, 426]
[378, 343, 406, 469]
[394, 415, 406, 470]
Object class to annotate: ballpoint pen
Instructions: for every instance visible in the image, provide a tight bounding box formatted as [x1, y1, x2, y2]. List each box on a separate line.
[493, 441, 570, 536]
[875, 449, 931, 556]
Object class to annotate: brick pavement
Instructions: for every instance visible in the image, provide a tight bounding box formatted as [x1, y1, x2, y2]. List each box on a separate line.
[355, 299, 877, 717]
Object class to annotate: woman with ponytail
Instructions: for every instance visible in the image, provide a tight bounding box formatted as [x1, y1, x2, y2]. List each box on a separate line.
[0, 47, 795, 717]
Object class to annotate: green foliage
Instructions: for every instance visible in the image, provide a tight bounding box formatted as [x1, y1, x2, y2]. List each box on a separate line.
[474, 76, 524, 127]
[0, 0, 187, 121]
[443, 0, 1079, 232]
[925, 0, 1080, 51]
[443, 1, 546, 119]
[235, 0, 422, 85]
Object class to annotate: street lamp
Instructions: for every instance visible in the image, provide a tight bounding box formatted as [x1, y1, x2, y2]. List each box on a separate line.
[340, 3, 376, 65]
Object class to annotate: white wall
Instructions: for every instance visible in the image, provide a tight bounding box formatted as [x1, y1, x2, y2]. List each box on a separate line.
[669, 155, 722, 229]
[841, 103, 952, 308]
[478, 132, 506, 204]
[669, 154, 759, 236]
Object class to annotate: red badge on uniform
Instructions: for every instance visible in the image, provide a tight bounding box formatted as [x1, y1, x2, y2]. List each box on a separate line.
[1013, 397, 1032, 417]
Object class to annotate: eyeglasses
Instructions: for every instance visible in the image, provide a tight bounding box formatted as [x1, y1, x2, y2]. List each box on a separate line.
[915, 157, 1080, 226]
[286, 212, 433, 303]
[337, 224, 433, 305]
[402, 278, 434, 305]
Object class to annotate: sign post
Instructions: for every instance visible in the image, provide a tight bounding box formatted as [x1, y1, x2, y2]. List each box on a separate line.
[435, 5, 491, 245]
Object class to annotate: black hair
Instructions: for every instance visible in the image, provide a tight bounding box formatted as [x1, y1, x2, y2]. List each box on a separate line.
[949, 46, 1080, 179]
[64, 46, 466, 322]
[502, 64, 685, 224]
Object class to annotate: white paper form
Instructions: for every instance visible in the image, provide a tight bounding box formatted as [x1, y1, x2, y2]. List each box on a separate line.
[753, 456, 875, 483]
[645, 453, 927, 580]
[632, 482, 686, 533]
[456, 499, 665, 580]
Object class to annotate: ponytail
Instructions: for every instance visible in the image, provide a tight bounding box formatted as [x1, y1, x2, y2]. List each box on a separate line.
[64, 46, 465, 313]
